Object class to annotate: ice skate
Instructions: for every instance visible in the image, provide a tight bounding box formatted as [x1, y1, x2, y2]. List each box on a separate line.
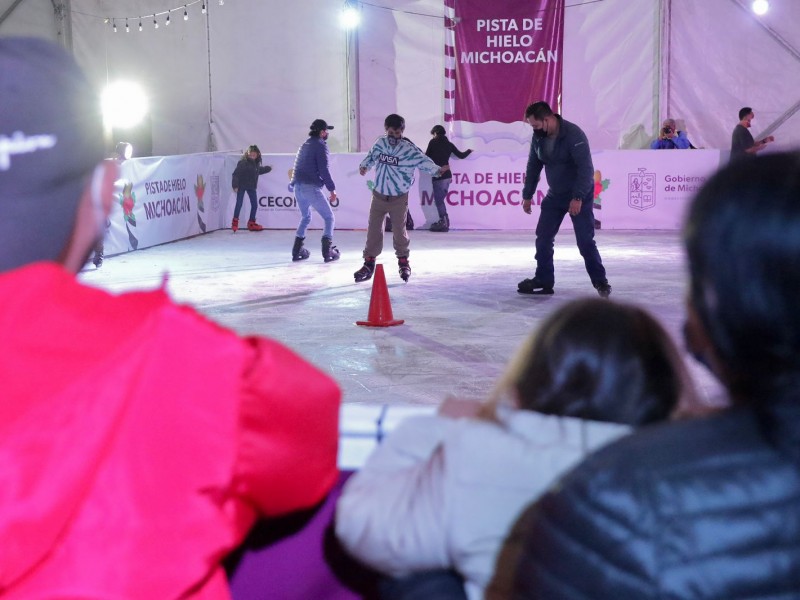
[231, 217, 239, 233]
[292, 236, 310, 261]
[247, 220, 264, 231]
[322, 237, 340, 263]
[517, 277, 554, 295]
[354, 258, 376, 282]
[398, 257, 411, 282]
[594, 281, 612, 298]
[429, 215, 449, 232]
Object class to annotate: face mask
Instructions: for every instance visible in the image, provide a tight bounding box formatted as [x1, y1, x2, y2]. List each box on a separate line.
[533, 118, 549, 139]
[387, 135, 400, 146]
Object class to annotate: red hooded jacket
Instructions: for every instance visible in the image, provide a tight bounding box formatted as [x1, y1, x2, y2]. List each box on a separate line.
[0, 263, 341, 599]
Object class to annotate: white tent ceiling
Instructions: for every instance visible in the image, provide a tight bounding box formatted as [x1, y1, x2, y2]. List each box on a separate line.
[1, 0, 798, 156]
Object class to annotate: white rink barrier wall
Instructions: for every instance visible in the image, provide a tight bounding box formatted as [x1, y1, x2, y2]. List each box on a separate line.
[103, 149, 727, 256]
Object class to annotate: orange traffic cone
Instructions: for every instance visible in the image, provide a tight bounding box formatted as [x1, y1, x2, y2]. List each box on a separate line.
[356, 264, 404, 327]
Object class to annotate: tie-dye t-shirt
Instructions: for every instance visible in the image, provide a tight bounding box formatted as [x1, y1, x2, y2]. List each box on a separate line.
[360, 136, 441, 196]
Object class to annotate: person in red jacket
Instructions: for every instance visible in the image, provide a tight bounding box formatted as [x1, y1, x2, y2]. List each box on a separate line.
[0, 37, 340, 600]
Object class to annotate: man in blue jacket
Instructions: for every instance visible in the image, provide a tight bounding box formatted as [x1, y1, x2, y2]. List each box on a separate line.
[518, 102, 610, 297]
[289, 119, 339, 262]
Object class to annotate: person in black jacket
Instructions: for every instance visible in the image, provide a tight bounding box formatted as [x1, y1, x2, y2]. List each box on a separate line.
[518, 102, 610, 298]
[231, 144, 271, 232]
[424, 125, 472, 232]
[504, 152, 800, 599]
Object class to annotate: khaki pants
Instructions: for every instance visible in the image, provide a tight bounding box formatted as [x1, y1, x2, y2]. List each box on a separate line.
[363, 190, 410, 259]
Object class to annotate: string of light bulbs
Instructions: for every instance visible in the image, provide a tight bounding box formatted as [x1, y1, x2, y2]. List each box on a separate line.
[356, 0, 608, 21]
[94, 0, 227, 33]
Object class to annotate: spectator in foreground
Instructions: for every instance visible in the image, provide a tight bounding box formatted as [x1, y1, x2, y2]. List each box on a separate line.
[510, 152, 800, 599]
[335, 297, 696, 600]
[0, 37, 340, 599]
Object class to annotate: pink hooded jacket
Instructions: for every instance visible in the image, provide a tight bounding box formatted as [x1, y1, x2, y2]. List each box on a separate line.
[0, 263, 341, 599]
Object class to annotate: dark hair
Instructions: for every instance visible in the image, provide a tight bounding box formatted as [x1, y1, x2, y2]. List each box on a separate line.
[384, 114, 405, 130]
[243, 145, 262, 163]
[430, 124, 446, 137]
[524, 101, 554, 120]
[684, 152, 800, 403]
[114, 142, 132, 161]
[494, 299, 689, 425]
[738, 107, 753, 121]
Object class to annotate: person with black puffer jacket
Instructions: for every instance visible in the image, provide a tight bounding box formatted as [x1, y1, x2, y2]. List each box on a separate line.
[506, 152, 800, 600]
[424, 125, 472, 232]
[231, 144, 271, 232]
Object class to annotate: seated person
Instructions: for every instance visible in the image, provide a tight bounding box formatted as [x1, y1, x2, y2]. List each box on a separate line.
[0, 37, 340, 599]
[650, 118, 693, 149]
[335, 298, 697, 600]
[509, 152, 800, 598]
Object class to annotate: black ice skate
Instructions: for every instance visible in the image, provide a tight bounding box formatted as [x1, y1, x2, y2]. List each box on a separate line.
[92, 245, 104, 268]
[517, 277, 554, 295]
[354, 257, 376, 282]
[398, 257, 411, 282]
[594, 281, 612, 298]
[322, 237, 340, 263]
[292, 236, 310, 261]
[429, 215, 449, 232]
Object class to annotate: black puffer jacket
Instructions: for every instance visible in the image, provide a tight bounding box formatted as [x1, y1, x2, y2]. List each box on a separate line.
[231, 157, 271, 190]
[508, 401, 800, 599]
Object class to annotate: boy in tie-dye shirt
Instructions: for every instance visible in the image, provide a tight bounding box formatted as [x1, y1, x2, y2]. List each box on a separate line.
[354, 114, 448, 283]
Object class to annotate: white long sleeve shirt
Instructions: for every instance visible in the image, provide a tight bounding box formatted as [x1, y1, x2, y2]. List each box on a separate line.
[335, 408, 630, 600]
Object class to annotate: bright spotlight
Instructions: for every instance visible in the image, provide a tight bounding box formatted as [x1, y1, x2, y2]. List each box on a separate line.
[101, 81, 149, 130]
[340, 5, 361, 29]
[752, 0, 769, 15]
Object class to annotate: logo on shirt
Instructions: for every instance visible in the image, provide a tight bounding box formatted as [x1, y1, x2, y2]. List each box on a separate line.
[0, 131, 57, 171]
[628, 167, 656, 211]
[379, 154, 399, 166]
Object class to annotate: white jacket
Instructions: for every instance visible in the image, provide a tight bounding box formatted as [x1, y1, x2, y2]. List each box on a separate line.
[335, 408, 631, 600]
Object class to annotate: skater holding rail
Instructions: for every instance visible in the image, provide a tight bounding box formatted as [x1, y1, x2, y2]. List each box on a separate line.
[425, 124, 472, 232]
[231, 144, 271, 232]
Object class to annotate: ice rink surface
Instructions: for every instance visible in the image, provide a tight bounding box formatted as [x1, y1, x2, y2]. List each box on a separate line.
[81, 227, 725, 412]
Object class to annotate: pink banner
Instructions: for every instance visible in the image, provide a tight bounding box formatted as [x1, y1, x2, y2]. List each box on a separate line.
[450, 0, 564, 124]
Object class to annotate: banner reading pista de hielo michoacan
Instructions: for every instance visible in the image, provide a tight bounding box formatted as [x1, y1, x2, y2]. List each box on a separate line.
[444, 0, 564, 124]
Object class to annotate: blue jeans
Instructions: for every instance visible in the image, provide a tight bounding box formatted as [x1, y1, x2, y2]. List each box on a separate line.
[294, 183, 335, 239]
[234, 188, 258, 222]
[534, 194, 607, 287]
[432, 178, 451, 219]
